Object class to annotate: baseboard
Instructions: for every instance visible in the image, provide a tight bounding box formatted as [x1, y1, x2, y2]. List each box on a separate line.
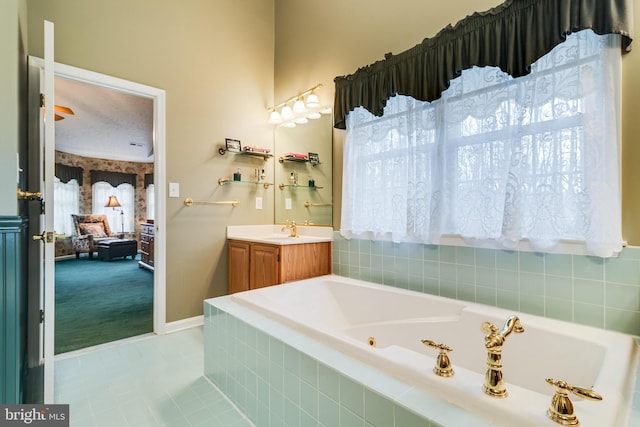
[164, 315, 203, 334]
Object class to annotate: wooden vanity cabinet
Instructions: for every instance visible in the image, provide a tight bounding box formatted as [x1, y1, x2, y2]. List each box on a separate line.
[228, 239, 331, 294]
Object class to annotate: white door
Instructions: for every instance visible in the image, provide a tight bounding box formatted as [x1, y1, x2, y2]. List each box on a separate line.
[41, 20, 57, 404]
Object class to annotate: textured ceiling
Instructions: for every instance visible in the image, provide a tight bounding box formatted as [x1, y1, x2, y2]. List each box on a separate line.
[54, 77, 154, 163]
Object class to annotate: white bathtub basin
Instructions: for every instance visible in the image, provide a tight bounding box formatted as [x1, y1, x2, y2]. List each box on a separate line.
[231, 275, 638, 427]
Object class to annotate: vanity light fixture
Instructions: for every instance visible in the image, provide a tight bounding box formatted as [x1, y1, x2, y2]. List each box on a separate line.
[268, 83, 327, 127]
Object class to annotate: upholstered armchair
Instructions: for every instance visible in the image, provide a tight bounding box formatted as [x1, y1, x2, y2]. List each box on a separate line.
[71, 214, 115, 259]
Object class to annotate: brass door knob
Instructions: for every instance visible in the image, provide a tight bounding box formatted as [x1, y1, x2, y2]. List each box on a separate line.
[17, 186, 42, 201]
[32, 231, 65, 243]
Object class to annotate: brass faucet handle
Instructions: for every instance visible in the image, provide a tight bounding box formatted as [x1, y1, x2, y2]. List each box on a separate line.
[421, 339, 452, 353]
[481, 321, 498, 335]
[421, 339, 454, 377]
[545, 378, 602, 426]
[545, 378, 603, 401]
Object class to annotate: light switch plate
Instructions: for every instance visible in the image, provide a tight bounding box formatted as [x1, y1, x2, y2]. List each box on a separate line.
[169, 182, 180, 198]
[285, 198, 292, 210]
[255, 197, 263, 210]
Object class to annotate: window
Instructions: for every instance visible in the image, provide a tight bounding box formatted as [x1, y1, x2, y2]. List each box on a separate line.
[146, 184, 155, 221]
[341, 30, 622, 257]
[54, 177, 80, 236]
[92, 181, 135, 235]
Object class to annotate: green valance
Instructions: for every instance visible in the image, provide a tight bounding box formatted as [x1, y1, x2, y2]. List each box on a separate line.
[55, 163, 83, 185]
[333, 0, 633, 130]
[90, 170, 137, 188]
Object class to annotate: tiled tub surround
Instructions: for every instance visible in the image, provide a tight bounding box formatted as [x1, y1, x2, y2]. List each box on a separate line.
[205, 296, 453, 427]
[332, 233, 640, 337]
[205, 277, 639, 427]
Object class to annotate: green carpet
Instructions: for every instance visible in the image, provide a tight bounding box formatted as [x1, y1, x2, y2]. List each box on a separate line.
[55, 254, 153, 354]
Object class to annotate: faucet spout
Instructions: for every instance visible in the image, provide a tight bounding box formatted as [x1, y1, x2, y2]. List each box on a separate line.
[481, 315, 524, 398]
[281, 220, 297, 237]
[499, 315, 524, 337]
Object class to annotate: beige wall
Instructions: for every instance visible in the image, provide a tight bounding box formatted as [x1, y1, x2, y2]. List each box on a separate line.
[13, 0, 640, 323]
[0, 0, 20, 216]
[27, 0, 275, 322]
[275, 0, 640, 244]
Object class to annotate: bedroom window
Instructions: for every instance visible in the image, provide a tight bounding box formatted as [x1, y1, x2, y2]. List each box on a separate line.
[341, 30, 623, 257]
[92, 181, 135, 234]
[54, 176, 80, 237]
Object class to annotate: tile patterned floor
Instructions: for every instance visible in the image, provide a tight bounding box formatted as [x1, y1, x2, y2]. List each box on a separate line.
[54, 326, 253, 427]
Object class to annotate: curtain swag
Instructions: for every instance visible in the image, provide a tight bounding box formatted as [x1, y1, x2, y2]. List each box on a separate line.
[144, 173, 154, 189]
[333, 0, 633, 130]
[55, 163, 83, 185]
[90, 170, 137, 188]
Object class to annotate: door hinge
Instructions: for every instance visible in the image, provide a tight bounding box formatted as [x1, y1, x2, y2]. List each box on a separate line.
[40, 93, 45, 108]
[277, 254, 280, 262]
[40, 309, 45, 323]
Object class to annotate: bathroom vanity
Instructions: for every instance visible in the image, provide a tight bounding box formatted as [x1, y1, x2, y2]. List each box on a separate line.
[226, 225, 332, 293]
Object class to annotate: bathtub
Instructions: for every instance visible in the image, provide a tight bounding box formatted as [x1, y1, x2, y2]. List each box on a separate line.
[230, 274, 639, 427]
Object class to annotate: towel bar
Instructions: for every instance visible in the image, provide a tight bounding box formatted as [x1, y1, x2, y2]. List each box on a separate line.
[184, 198, 239, 207]
[304, 201, 332, 208]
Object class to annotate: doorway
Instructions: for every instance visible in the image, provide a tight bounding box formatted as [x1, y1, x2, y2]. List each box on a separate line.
[47, 61, 167, 335]
[53, 76, 156, 353]
[25, 58, 167, 401]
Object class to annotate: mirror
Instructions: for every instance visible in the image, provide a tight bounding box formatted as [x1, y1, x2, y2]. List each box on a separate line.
[274, 113, 332, 225]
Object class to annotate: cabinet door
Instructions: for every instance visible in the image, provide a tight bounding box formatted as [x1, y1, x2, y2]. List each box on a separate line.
[250, 243, 280, 289]
[228, 240, 251, 294]
[281, 242, 332, 283]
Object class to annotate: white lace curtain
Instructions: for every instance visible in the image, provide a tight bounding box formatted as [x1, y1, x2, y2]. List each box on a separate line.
[54, 177, 79, 237]
[341, 30, 623, 257]
[92, 182, 135, 235]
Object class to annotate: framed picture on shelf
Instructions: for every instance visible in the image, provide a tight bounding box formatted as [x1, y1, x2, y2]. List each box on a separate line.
[308, 152, 320, 166]
[225, 138, 242, 153]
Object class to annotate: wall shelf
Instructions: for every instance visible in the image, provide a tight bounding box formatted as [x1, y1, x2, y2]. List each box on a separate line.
[219, 148, 273, 161]
[219, 178, 272, 189]
[279, 183, 323, 190]
[278, 157, 321, 167]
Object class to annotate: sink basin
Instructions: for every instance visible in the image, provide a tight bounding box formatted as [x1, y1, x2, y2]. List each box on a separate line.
[227, 225, 333, 245]
[255, 234, 330, 244]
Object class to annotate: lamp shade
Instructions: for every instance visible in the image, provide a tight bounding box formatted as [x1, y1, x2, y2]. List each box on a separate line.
[293, 99, 305, 114]
[306, 92, 320, 108]
[268, 110, 282, 124]
[281, 105, 294, 121]
[105, 195, 121, 208]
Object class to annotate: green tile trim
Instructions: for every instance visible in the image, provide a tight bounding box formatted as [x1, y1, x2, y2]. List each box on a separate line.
[332, 233, 640, 337]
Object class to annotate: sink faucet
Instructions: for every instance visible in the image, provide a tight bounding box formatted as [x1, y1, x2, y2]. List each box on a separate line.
[281, 220, 297, 237]
[481, 315, 524, 398]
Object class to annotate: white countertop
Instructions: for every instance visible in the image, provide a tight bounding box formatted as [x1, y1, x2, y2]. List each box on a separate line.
[227, 224, 333, 245]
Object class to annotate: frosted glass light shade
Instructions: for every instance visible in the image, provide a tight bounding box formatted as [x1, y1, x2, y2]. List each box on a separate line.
[281, 105, 294, 120]
[295, 116, 309, 124]
[269, 111, 282, 124]
[306, 92, 320, 108]
[293, 99, 305, 114]
[307, 112, 321, 119]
